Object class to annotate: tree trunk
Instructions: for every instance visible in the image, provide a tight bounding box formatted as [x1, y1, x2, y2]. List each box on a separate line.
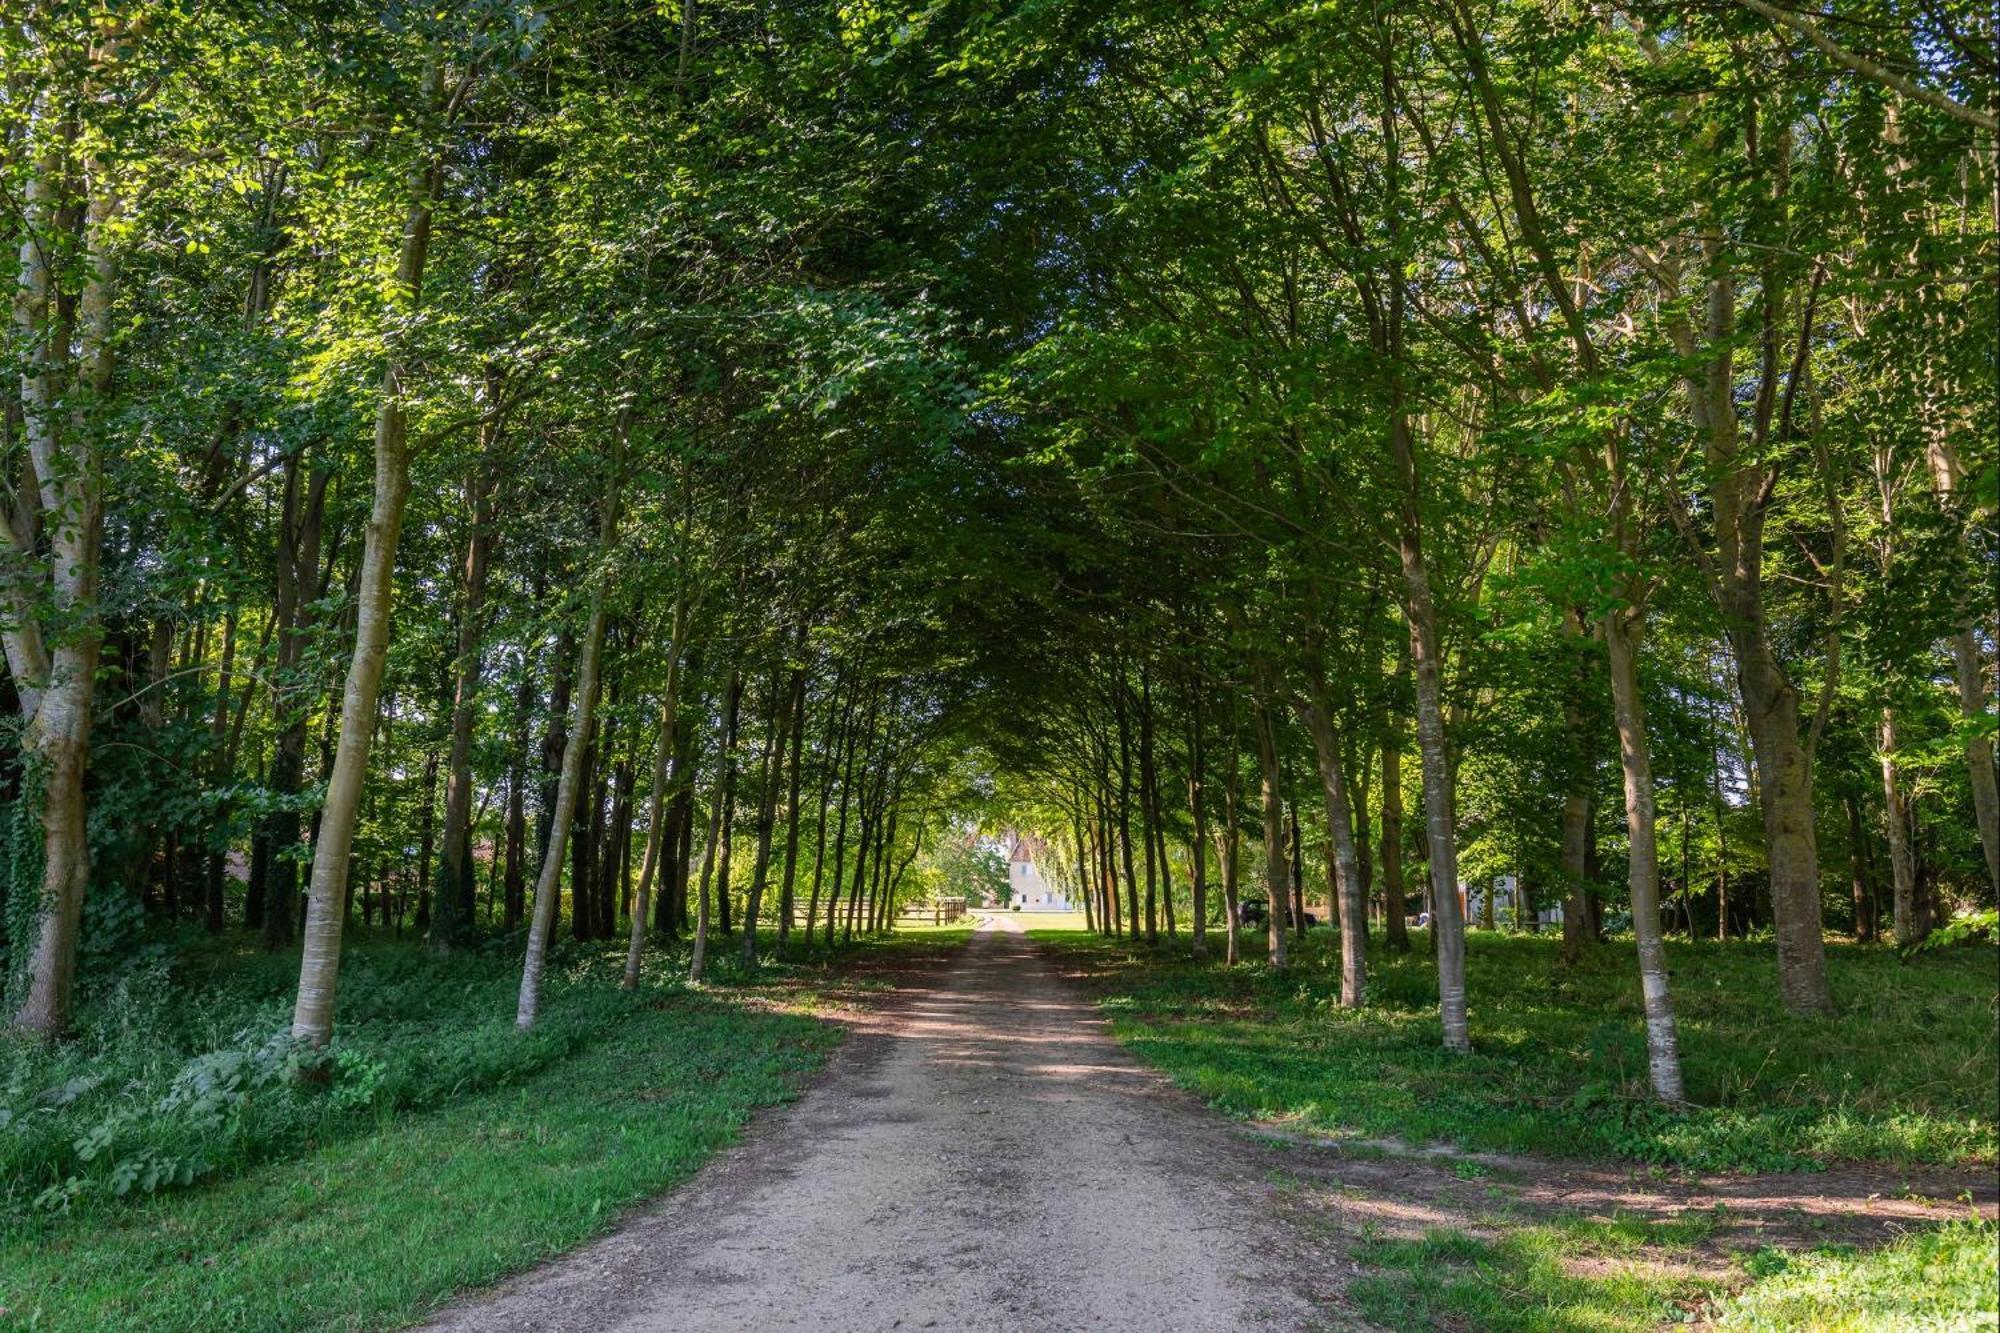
[774, 665, 808, 954]
[536, 623, 575, 872]
[690, 665, 742, 981]
[1186, 710, 1209, 959]
[1072, 805, 1095, 933]
[822, 687, 868, 947]
[1094, 758, 1118, 937]
[517, 472, 621, 1029]
[866, 808, 888, 934]
[804, 678, 853, 945]
[13, 689, 94, 1039]
[1845, 793, 1875, 943]
[1099, 793, 1120, 938]
[1604, 606, 1687, 1102]
[591, 697, 623, 938]
[432, 426, 502, 950]
[1138, 671, 1163, 943]
[1380, 739, 1410, 954]
[659, 656, 702, 937]
[1114, 683, 1142, 943]
[1558, 800, 1592, 956]
[503, 763, 527, 930]
[1735, 623, 1834, 1011]
[715, 709, 739, 937]
[666, 785, 694, 935]
[1251, 677, 1289, 970]
[1220, 734, 1242, 965]
[1880, 709, 1920, 945]
[568, 716, 601, 942]
[1379, 29, 1468, 1050]
[601, 743, 632, 939]
[848, 738, 890, 941]
[848, 799, 874, 940]
[203, 610, 238, 934]
[1950, 628, 1999, 896]
[289, 133, 441, 1046]
[247, 822, 271, 932]
[653, 801, 683, 935]
[413, 747, 439, 932]
[9, 119, 113, 1039]
[1288, 796, 1306, 940]
[741, 672, 790, 965]
[1925, 423, 2000, 893]
[260, 456, 328, 952]
[1301, 685, 1366, 1008]
[622, 605, 686, 989]
[1670, 217, 1832, 1016]
[1399, 581, 1469, 1051]
[1350, 749, 1373, 925]
[845, 813, 869, 942]
[503, 669, 533, 930]
[1544, 608, 1591, 965]
[872, 801, 900, 932]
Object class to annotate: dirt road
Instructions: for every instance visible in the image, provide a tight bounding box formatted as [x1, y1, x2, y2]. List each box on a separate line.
[422, 914, 1321, 1333]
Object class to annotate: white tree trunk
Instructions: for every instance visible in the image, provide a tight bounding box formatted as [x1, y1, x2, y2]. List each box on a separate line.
[290, 150, 441, 1046]
[1604, 606, 1686, 1102]
[689, 666, 742, 983]
[10, 117, 113, 1040]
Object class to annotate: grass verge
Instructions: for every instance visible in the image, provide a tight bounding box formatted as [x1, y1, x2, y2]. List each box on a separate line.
[1345, 1214, 1722, 1331]
[1, 989, 832, 1331]
[0, 922, 960, 1330]
[1716, 1219, 2000, 1330]
[1031, 926, 1997, 1170]
[1341, 1214, 1999, 1332]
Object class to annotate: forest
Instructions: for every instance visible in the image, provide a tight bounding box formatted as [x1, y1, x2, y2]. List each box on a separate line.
[0, 1, 1994, 1329]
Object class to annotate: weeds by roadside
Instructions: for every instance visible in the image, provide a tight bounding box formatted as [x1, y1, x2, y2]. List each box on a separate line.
[1035, 926, 1997, 1171]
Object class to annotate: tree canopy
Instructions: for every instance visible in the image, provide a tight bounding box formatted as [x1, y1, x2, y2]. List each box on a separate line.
[1, 0, 1993, 1126]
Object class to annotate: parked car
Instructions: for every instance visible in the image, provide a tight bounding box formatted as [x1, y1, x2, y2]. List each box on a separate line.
[1236, 898, 1317, 927]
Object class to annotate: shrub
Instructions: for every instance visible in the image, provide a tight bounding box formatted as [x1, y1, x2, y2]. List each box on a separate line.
[0, 931, 696, 1216]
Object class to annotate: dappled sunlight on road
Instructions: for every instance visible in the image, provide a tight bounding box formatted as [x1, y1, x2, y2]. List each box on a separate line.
[426, 909, 1320, 1333]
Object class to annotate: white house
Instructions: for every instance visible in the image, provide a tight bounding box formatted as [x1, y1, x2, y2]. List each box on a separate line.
[1461, 875, 1564, 930]
[1008, 833, 1074, 911]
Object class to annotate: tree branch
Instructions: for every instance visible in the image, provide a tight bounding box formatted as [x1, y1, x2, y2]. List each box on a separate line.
[1733, 0, 1997, 131]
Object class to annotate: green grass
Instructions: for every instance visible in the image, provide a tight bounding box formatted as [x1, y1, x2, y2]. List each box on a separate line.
[1346, 1215, 1722, 1332]
[1032, 926, 1998, 1170]
[1343, 1216, 2000, 1332]
[0, 990, 833, 1330]
[1716, 1219, 2000, 1330]
[0, 922, 954, 1331]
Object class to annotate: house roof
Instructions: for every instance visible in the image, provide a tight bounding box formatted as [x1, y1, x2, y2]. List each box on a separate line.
[1007, 830, 1046, 864]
